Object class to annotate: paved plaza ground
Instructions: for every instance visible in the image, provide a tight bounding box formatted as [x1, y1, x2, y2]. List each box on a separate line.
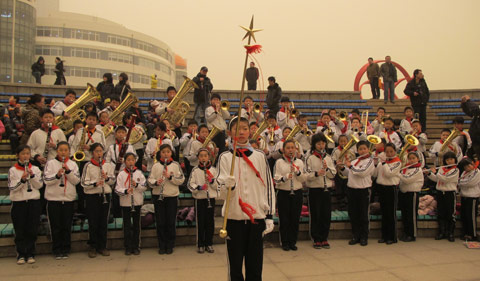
[0, 238, 479, 281]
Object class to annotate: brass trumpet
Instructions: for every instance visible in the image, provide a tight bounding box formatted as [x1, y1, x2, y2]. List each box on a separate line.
[221, 100, 230, 111]
[361, 110, 369, 135]
[73, 125, 88, 162]
[289, 101, 299, 119]
[268, 126, 276, 146]
[339, 111, 347, 121]
[253, 102, 262, 113]
[367, 135, 382, 152]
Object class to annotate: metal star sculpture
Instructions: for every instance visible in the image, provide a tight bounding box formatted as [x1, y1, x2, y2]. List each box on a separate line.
[240, 16, 263, 43]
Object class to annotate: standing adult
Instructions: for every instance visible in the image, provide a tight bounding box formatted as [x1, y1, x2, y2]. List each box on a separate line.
[266, 76, 282, 115]
[246, 62, 259, 91]
[20, 94, 45, 145]
[151, 74, 158, 89]
[461, 95, 480, 160]
[53, 57, 66, 86]
[192, 66, 213, 125]
[366, 57, 380, 99]
[115, 73, 131, 102]
[96, 73, 115, 109]
[31, 56, 45, 84]
[379, 56, 397, 104]
[404, 69, 430, 131]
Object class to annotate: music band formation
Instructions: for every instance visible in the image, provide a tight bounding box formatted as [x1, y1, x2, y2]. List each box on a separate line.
[7, 75, 480, 279]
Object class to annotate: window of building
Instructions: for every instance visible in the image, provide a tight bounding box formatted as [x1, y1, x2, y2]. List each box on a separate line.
[108, 52, 133, 64]
[107, 34, 131, 47]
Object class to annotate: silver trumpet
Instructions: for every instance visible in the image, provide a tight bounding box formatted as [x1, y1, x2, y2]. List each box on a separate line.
[24, 160, 32, 192]
[59, 156, 65, 188]
[99, 157, 108, 204]
[158, 158, 167, 201]
[203, 161, 212, 208]
[130, 169, 136, 213]
[289, 153, 295, 196]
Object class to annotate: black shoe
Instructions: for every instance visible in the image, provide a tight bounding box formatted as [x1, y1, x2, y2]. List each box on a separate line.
[403, 236, 416, 242]
[132, 248, 140, 255]
[386, 240, 394, 245]
[391, 100, 395, 104]
[166, 248, 173, 255]
[348, 239, 359, 245]
[378, 239, 385, 243]
[282, 244, 290, 251]
[125, 249, 131, 256]
[158, 249, 166, 255]
[448, 234, 455, 242]
[289, 244, 298, 251]
[360, 239, 368, 246]
[435, 233, 446, 240]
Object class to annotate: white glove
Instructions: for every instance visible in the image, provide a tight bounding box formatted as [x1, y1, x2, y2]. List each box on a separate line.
[263, 219, 274, 236]
[224, 175, 236, 189]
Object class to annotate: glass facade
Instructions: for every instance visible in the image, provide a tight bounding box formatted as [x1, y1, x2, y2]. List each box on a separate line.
[0, 0, 36, 83]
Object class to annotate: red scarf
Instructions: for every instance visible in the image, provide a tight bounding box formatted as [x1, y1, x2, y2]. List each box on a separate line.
[237, 148, 265, 186]
[280, 107, 294, 119]
[386, 156, 401, 164]
[402, 162, 422, 174]
[406, 117, 413, 126]
[197, 136, 206, 144]
[91, 158, 105, 167]
[312, 150, 324, 160]
[14, 162, 32, 171]
[123, 167, 137, 187]
[116, 139, 123, 152]
[87, 128, 96, 143]
[439, 139, 454, 152]
[442, 165, 456, 175]
[43, 124, 60, 131]
[199, 161, 214, 190]
[63, 98, 72, 106]
[337, 145, 343, 151]
[354, 154, 370, 166]
[316, 121, 326, 127]
[284, 155, 299, 170]
[384, 129, 394, 143]
[375, 147, 384, 156]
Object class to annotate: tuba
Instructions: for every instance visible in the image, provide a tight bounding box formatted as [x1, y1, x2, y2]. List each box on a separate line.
[337, 135, 359, 179]
[128, 124, 145, 145]
[251, 119, 269, 151]
[285, 124, 302, 141]
[440, 128, 461, 153]
[161, 76, 199, 125]
[103, 92, 138, 137]
[56, 83, 101, 134]
[202, 126, 221, 161]
[367, 135, 382, 152]
[399, 134, 419, 163]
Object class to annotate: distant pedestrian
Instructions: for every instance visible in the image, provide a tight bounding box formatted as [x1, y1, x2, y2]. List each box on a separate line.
[246, 62, 259, 90]
[31, 56, 45, 84]
[380, 56, 397, 104]
[54, 57, 66, 85]
[366, 57, 380, 99]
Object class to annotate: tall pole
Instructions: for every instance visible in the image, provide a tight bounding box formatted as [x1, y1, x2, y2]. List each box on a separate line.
[10, 0, 16, 83]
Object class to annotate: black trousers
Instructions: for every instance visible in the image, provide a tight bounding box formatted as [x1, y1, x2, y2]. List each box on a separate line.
[369, 77, 380, 99]
[226, 219, 266, 281]
[247, 81, 257, 91]
[436, 191, 456, 229]
[85, 193, 110, 250]
[347, 187, 370, 240]
[412, 104, 427, 131]
[277, 189, 303, 246]
[11, 200, 42, 258]
[153, 196, 177, 250]
[122, 206, 142, 250]
[47, 201, 74, 255]
[399, 191, 419, 238]
[76, 161, 87, 215]
[135, 149, 144, 170]
[467, 143, 480, 161]
[308, 188, 331, 242]
[461, 197, 478, 238]
[379, 185, 398, 241]
[212, 130, 226, 157]
[195, 198, 215, 247]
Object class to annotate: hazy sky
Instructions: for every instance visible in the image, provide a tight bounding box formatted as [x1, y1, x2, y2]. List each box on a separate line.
[59, 0, 479, 96]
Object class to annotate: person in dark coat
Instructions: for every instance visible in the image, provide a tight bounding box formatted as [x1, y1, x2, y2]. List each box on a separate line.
[246, 62, 259, 90]
[192, 66, 213, 125]
[53, 57, 66, 85]
[379, 56, 397, 104]
[114, 73, 131, 102]
[266, 76, 282, 115]
[20, 94, 45, 145]
[31, 56, 45, 84]
[461, 95, 480, 160]
[96, 73, 115, 109]
[404, 69, 430, 131]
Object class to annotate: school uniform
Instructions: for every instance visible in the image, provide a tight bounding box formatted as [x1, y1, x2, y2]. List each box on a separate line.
[128, 124, 146, 169]
[9, 162, 43, 260]
[375, 156, 402, 242]
[414, 132, 428, 155]
[71, 127, 106, 162]
[428, 165, 460, 239]
[180, 132, 195, 178]
[316, 122, 339, 151]
[277, 107, 297, 131]
[44, 157, 80, 256]
[96, 123, 116, 150]
[345, 129, 367, 154]
[241, 107, 264, 124]
[217, 145, 275, 281]
[273, 156, 306, 248]
[379, 130, 402, 151]
[399, 163, 424, 240]
[429, 140, 463, 167]
[332, 146, 355, 209]
[295, 129, 312, 154]
[271, 139, 304, 160]
[341, 155, 375, 242]
[154, 100, 169, 116]
[262, 126, 282, 171]
[105, 141, 137, 172]
[454, 130, 472, 155]
[305, 151, 336, 245]
[399, 118, 414, 137]
[81, 160, 115, 252]
[147, 158, 185, 252]
[187, 138, 214, 167]
[458, 169, 480, 239]
[188, 162, 218, 248]
[144, 136, 173, 172]
[27, 125, 66, 163]
[371, 119, 385, 136]
[330, 118, 345, 134]
[116, 168, 147, 252]
[205, 105, 230, 155]
[51, 100, 69, 117]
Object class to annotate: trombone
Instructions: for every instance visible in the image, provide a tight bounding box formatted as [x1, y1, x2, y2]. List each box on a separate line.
[360, 110, 369, 135]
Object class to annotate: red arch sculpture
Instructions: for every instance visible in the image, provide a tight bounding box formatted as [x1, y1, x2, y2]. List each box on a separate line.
[354, 60, 413, 99]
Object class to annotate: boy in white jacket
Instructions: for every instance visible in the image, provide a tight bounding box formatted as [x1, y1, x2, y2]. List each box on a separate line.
[43, 142, 80, 259]
[205, 93, 230, 155]
[188, 149, 218, 254]
[115, 153, 147, 255]
[458, 158, 480, 241]
[305, 134, 336, 249]
[9, 145, 43, 265]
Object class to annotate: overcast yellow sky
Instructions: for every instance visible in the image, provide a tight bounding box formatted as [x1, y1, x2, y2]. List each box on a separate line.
[60, 0, 479, 96]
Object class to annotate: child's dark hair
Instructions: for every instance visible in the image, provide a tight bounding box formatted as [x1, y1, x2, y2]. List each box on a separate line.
[443, 151, 457, 165]
[377, 107, 386, 112]
[283, 139, 296, 150]
[311, 133, 327, 152]
[458, 157, 473, 171]
[407, 151, 420, 160]
[56, 141, 70, 150]
[453, 116, 464, 124]
[351, 108, 360, 115]
[282, 127, 292, 134]
[40, 108, 54, 117]
[228, 116, 249, 131]
[187, 119, 198, 126]
[124, 152, 136, 161]
[321, 112, 330, 119]
[384, 143, 396, 152]
[111, 97, 120, 102]
[383, 117, 394, 124]
[298, 114, 307, 120]
[380, 137, 387, 146]
[356, 140, 369, 150]
[65, 89, 76, 97]
[404, 106, 413, 113]
[27, 94, 43, 105]
[267, 112, 276, 120]
[115, 125, 127, 133]
[86, 111, 98, 120]
[328, 109, 336, 114]
[156, 121, 167, 132]
[412, 119, 421, 125]
[16, 145, 30, 155]
[73, 119, 83, 126]
[197, 124, 209, 133]
[351, 117, 360, 123]
[338, 134, 348, 143]
[156, 144, 174, 161]
[89, 142, 104, 152]
[243, 96, 253, 102]
[441, 128, 451, 135]
[166, 86, 176, 93]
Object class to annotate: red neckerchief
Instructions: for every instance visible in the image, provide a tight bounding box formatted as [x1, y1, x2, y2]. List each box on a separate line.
[406, 117, 413, 126]
[42, 124, 60, 131]
[280, 107, 294, 119]
[135, 108, 141, 117]
[354, 154, 370, 166]
[337, 145, 343, 151]
[402, 162, 421, 174]
[56, 156, 69, 189]
[273, 125, 280, 130]
[439, 139, 454, 152]
[87, 128, 96, 143]
[284, 155, 299, 170]
[63, 99, 72, 106]
[386, 156, 401, 164]
[384, 129, 395, 142]
[237, 148, 265, 186]
[159, 157, 173, 165]
[341, 120, 348, 134]
[91, 158, 105, 167]
[312, 150, 324, 159]
[316, 121, 326, 127]
[442, 165, 456, 175]
[199, 161, 214, 190]
[197, 136, 206, 144]
[123, 167, 137, 187]
[14, 162, 32, 171]
[375, 147, 384, 156]
[475, 161, 479, 169]
[408, 146, 418, 152]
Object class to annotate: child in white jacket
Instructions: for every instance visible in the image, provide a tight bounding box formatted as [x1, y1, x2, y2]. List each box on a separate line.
[458, 158, 480, 241]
